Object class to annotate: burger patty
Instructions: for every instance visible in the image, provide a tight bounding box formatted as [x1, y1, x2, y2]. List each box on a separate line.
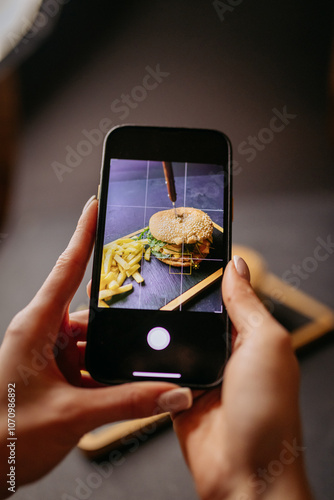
[136, 228, 211, 265]
[160, 239, 211, 262]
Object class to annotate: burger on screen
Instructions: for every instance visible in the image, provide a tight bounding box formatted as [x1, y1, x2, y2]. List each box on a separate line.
[145, 207, 213, 267]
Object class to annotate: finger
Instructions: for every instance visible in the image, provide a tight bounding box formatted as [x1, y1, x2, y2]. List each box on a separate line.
[77, 342, 86, 369]
[86, 280, 92, 298]
[222, 258, 300, 431]
[55, 315, 83, 387]
[73, 383, 192, 434]
[69, 310, 89, 341]
[55, 310, 90, 385]
[173, 387, 220, 425]
[80, 371, 107, 388]
[32, 198, 98, 329]
[169, 389, 207, 422]
[222, 258, 287, 348]
[173, 387, 221, 466]
[231, 324, 238, 350]
[53, 313, 87, 381]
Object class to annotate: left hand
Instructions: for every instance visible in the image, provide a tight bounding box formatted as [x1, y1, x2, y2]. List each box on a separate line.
[0, 197, 190, 498]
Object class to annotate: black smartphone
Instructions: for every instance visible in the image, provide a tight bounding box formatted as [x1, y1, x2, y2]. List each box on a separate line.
[86, 125, 232, 388]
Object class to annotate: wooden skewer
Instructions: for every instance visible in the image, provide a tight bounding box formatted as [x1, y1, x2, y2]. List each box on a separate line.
[160, 268, 223, 311]
[162, 161, 177, 211]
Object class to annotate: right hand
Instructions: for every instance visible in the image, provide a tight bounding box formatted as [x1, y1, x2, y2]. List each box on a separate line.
[173, 257, 314, 500]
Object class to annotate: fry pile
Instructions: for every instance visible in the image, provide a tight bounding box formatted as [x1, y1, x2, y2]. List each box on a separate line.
[99, 238, 150, 306]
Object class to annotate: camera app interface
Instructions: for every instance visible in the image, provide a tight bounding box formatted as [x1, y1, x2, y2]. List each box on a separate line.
[99, 160, 226, 312]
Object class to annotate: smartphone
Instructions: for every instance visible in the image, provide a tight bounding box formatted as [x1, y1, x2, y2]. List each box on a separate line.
[86, 125, 232, 388]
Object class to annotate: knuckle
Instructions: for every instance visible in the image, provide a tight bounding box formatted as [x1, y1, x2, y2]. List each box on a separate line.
[6, 307, 33, 342]
[54, 250, 72, 271]
[54, 248, 82, 277]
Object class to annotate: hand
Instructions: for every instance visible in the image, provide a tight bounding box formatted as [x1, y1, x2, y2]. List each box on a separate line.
[173, 257, 314, 500]
[0, 197, 192, 498]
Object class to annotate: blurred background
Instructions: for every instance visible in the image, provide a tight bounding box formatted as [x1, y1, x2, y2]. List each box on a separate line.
[0, 1, 333, 498]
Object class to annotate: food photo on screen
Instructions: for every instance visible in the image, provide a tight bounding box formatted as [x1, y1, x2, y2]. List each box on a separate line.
[98, 159, 226, 312]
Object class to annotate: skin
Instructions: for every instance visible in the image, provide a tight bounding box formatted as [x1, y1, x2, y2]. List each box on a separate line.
[0, 198, 314, 499]
[173, 260, 314, 500]
[0, 199, 181, 498]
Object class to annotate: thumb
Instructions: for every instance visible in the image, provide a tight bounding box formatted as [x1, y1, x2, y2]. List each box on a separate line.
[31, 197, 98, 331]
[223, 256, 288, 349]
[222, 258, 298, 417]
[71, 383, 193, 435]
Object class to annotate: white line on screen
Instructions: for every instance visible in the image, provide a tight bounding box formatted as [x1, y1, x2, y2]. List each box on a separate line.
[133, 371, 181, 379]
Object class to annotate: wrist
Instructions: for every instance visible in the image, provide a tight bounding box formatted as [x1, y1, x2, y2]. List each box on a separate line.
[196, 455, 314, 500]
[206, 466, 314, 500]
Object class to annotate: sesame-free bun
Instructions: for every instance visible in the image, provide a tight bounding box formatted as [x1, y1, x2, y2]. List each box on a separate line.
[149, 207, 213, 245]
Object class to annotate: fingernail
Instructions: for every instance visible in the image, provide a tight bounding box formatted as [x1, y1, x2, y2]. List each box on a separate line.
[233, 255, 250, 282]
[156, 387, 193, 413]
[82, 195, 97, 213]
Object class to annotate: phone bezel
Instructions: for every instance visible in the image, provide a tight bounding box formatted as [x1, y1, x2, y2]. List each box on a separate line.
[86, 125, 232, 389]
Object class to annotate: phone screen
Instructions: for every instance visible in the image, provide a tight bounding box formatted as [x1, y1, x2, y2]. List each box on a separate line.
[86, 126, 231, 388]
[99, 159, 225, 313]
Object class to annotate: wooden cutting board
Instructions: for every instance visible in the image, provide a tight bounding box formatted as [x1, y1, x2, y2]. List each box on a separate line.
[233, 245, 334, 350]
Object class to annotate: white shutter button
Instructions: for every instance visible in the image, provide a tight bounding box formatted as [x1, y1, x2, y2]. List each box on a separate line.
[147, 327, 170, 351]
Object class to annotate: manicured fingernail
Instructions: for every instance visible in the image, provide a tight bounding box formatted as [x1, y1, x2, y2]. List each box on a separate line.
[156, 387, 193, 413]
[82, 195, 97, 213]
[233, 255, 250, 282]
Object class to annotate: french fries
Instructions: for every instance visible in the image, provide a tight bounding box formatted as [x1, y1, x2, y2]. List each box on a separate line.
[99, 238, 146, 305]
[144, 247, 151, 261]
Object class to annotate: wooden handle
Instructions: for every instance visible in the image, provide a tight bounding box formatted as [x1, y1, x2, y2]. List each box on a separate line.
[77, 413, 171, 458]
[160, 268, 223, 310]
[259, 272, 334, 349]
[162, 161, 176, 203]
